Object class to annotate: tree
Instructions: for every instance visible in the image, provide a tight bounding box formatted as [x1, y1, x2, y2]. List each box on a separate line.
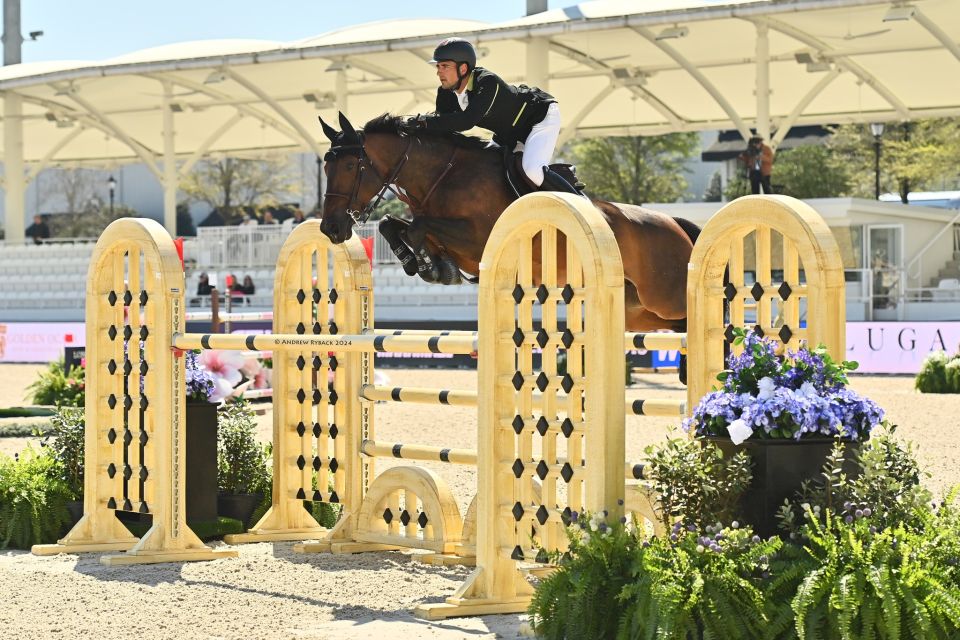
[563, 133, 699, 204]
[827, 119, 960, 202]
[181, 156, 298, 223]
[770, 145, 851, 198]
[37, 168, 101, 214]
[703, 171, 723, 202]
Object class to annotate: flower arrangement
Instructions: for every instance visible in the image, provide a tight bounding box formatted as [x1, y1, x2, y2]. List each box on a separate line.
[684, 328, 884, 444]
[185, 349, 272, 403]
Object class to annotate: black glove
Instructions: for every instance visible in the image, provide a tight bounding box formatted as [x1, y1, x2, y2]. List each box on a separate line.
[398, 114, 426, 135]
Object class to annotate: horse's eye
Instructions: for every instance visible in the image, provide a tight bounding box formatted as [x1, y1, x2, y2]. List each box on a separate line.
[346, 162, 356, 170]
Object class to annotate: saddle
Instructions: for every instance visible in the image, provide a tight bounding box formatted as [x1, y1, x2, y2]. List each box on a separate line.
[503, 148, 585, 198]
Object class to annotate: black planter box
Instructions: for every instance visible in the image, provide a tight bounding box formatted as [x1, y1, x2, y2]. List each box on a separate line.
[186, 401, 219, 522]
[217, 493, 263, 528]
[703, 436, 861, 538]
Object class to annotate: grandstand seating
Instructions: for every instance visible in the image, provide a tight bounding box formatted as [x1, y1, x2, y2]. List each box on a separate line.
[0, 240, 478, 323]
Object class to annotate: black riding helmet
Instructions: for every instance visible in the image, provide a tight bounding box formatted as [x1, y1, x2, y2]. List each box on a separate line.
[430, 37, 477, 81]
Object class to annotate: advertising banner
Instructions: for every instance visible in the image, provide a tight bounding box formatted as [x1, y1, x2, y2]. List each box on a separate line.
[0, 323, 86, 364]
[846, 322, 960, 374]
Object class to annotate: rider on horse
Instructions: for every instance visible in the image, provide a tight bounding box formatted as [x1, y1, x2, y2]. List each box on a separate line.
[400, 37, 580, 195]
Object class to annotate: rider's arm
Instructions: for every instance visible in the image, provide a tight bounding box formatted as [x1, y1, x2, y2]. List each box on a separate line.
[421, 74, 498, 133]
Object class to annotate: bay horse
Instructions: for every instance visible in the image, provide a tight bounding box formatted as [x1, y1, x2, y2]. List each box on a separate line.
[317, 112, 699, 335]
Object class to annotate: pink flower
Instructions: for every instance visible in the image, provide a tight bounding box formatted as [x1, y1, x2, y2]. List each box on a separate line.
[198, 349, 245, 387]
[252, 366, 271, 389]
[240, 356, 262, 378]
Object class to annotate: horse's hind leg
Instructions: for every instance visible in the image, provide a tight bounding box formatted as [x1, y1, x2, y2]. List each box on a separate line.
[378, 216, 418, 276]
[625, 285, 689, 386]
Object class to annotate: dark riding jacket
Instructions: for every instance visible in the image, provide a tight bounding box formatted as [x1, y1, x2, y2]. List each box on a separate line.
[421, 67, 555, 147]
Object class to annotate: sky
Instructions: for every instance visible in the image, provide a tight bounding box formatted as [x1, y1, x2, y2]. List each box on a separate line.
[20, 1, 563, 63]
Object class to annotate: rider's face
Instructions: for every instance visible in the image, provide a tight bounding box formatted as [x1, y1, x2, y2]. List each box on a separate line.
[436, 61, 464, 91]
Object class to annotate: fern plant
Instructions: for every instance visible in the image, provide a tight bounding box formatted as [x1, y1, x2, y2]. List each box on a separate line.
[617, 523, 783, 640]
[0, 448, 73, 549]
[529, 514, 639, 640]
[791, 506, 960, 639]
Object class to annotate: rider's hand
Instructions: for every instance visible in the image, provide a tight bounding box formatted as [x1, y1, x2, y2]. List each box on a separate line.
[399, 114, 425, 135]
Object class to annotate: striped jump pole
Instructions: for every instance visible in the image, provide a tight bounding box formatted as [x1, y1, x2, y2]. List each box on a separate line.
[172, 332, 478, 355]
[362, 439, 647, 482]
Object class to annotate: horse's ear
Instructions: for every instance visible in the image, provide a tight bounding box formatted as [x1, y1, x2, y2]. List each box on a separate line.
[338, 111, 357, 138]
[317, 116, 338, 142]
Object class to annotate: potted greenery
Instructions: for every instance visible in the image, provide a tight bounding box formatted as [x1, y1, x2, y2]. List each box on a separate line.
[685, 328, 885, 536]
[216, 399, 271, 527]
[0, 448, 73, 549]
[26, 359, 85, 407]
[184, 350, 221, 522]
[39, 407, 85, 524]
[529, 432, 960, 639]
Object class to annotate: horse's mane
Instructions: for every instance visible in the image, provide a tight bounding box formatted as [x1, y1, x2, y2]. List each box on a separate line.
[363, 114, 492, 151]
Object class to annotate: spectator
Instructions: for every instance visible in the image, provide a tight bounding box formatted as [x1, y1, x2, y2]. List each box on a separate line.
[263, 210, 279, 225]
[241, 275, 256, 304]
[228, 273, 246, 305]
[282, 208, 306, 231]
[25, 215, 51, 245]
[241, 215, 259, 226]
[196, 273, 213, 296]
[191, 272, 214, 305]
[739, 136, 775, 194]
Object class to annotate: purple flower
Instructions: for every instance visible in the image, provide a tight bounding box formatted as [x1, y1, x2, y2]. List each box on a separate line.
[685, 329, 882, 441]
[185, 351, 216, 402]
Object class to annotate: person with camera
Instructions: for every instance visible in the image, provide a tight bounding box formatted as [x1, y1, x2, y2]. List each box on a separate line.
[739, 136, 774, 194]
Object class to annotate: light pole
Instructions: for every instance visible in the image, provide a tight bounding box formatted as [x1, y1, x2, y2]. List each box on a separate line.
[107, 175, 116, 214]
[870, 123, 884, 200]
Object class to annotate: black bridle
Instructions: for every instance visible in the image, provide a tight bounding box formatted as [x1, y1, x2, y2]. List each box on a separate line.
[323, 133, 413, 226]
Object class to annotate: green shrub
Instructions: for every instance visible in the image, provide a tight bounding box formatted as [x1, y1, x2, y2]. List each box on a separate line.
[217, 399, 271, 495]
[915, 350, 960, 393]
[644, 433, 752, 531]
[779, 430, 932, 535]
[39, 407, 86, 499]
[0, 448, 73, 549]
[25, 359, 85, 407]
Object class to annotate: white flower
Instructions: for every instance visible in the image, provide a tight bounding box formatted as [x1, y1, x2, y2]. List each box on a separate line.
[757, 376, 776, 400]
[799, 381, 818, 398]
[727, 418, 754, 445]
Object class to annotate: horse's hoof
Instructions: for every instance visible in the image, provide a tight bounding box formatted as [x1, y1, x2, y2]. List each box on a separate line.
[418, 265, 439, 283]
[438, 257, 462, 285]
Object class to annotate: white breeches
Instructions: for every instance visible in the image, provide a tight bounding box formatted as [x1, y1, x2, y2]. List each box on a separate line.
[521, 102, 561, 186]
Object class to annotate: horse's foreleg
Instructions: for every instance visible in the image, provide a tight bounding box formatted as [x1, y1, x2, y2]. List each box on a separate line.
[378, 216, 418, 276]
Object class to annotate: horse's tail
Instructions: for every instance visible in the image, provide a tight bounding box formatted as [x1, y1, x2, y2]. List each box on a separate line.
[671, 216, 701, 247]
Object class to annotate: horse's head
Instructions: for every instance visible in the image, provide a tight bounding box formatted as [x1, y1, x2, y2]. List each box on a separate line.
[317, 112, 386, 244]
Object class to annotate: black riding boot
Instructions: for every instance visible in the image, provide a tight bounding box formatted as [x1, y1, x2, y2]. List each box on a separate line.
[540, 166, 584, 196]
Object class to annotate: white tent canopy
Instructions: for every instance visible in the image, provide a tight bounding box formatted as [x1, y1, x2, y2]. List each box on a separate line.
[2, 0, 958, 239]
